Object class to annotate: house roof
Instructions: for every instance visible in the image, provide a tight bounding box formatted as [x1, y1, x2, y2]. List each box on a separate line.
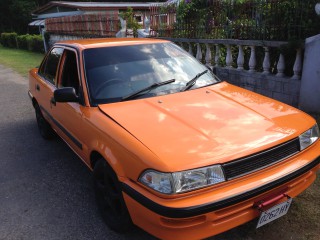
[32, 1, 154, 15]
[34, 11, 85, 20]
[28, 19, 45, 27]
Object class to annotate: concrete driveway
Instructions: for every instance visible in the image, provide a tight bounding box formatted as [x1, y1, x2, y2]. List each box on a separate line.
[0, 65, 153, 240]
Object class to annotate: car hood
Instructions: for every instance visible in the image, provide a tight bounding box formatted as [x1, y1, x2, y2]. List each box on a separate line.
[98, 82, 314, 172]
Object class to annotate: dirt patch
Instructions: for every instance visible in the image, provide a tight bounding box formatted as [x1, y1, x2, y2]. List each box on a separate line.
[212, 172, 320, 240]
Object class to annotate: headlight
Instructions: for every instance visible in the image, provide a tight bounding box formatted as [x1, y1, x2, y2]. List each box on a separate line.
[139, 170, 173, 194]
[299, 124, 319, 150]
[139, 165, 225, 194]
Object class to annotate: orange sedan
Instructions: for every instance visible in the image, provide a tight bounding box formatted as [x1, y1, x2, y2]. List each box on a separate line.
[28, 38, 320, 239]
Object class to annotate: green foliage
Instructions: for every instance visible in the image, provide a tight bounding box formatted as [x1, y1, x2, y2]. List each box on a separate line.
[160, 3, 176, 14]
[159, 0, 320, 41]
[16, 34, 29, 49]
[119, 7, 140, 37]
[176, 0, 207, 24]
[0, 32, 18, 48]
[27, 34, 44, 52]
[1, 32, 44, 53]
[0, 0, 36, 34]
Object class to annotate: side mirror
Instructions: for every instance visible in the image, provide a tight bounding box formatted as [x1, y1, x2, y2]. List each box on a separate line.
[54, 87, 79, 103]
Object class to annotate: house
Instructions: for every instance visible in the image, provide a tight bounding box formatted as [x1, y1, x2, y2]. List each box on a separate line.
[29, 1, 155, 32]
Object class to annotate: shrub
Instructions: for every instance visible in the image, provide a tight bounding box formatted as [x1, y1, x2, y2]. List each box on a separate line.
[119, 7, 140, 37]
[1, 32, 44, 53]
[27, 34, 44, 53]
[17, 34, 29, 50]
[0, 32, 18, 48]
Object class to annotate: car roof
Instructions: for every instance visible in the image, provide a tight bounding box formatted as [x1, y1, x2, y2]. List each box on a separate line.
[55, 38, 170, 50]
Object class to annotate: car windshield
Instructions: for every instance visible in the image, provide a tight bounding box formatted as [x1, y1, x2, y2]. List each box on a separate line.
[83, 42, 220, 105]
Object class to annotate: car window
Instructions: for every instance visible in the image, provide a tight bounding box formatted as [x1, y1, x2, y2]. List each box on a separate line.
[83, 42, 220, 105]
[59, 50, 80, 95]
[39, 47, 64, 85]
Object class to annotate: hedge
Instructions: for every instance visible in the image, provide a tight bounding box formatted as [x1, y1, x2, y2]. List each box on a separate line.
[16, 34, 29, 49]
[0, 32, 18, 48]
[1, 32, 44, 53]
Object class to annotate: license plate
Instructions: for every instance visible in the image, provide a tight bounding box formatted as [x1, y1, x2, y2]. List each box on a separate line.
[256, 198, 292, 228]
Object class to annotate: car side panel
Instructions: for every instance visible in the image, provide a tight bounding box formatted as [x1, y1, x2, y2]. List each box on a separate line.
[77, 107, 163, 178]
[29, 69, 56, 126]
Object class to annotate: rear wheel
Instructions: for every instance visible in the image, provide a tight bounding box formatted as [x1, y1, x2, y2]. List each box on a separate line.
[34, 103, 55, 139]
[93, 159, 133, 232]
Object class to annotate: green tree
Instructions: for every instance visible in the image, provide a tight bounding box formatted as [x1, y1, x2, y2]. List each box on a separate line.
[119, 7, 140, 37]
[0, 0, 36, 34]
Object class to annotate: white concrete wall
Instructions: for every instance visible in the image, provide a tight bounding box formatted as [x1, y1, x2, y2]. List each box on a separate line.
[215, 68, 301, 107]
[299, 34, 320, 113]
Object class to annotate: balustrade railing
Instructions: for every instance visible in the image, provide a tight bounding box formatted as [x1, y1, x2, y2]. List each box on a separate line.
[160, 38, 303, 80]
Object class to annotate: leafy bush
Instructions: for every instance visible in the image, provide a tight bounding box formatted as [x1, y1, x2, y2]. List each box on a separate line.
[1, 32, 45, 53]
[119, 7, 140, 37]
[27, 34, 44, 53]
[0, 32, 18, 48]
[158, 0, 320, 40]
[16, 34, 29, 50]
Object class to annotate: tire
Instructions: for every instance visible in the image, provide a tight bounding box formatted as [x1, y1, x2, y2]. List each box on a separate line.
[34, 103, 55, 139]
[93, 159, 133, 232]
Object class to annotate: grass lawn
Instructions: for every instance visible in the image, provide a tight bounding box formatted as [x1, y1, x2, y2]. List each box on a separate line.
[0, 45, 44, 77]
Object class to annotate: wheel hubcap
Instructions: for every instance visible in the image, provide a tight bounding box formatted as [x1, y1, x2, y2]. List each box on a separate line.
[95, 167, 124, 218]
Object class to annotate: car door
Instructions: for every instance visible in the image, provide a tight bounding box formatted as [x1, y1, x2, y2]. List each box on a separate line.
[36, 47, 64, 128]
[51, 48, 87, 159]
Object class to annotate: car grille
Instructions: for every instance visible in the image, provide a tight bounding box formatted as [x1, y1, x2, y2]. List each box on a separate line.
[222, 138, 300, 180]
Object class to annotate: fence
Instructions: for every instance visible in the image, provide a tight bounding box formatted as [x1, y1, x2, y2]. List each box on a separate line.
[45, 13, 119, 37]
[150, 0, 320, 41]
[149, 2, 177, 37]
[159, 37, 303, 107]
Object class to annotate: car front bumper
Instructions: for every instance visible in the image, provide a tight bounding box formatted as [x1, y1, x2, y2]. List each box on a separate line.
[121, 143, 320, 240]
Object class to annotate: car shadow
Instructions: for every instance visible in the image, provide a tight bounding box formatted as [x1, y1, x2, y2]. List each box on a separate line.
[0, 117, 155, 240]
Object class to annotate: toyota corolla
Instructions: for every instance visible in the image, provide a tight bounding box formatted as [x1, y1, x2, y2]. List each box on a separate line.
[28, 38, 320, 239]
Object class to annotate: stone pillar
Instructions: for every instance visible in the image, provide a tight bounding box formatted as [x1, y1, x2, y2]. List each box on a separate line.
[299, 34, 320, 113]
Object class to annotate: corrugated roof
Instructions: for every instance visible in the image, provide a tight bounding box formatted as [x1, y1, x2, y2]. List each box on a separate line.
[28, 19, 45, 26]
[55, 1, 153, 8]
[33, 1, 154, 14]
[36, 11, 84, 20]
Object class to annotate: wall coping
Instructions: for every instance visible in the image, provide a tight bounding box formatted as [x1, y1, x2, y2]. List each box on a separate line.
[158, 37, 289, 47]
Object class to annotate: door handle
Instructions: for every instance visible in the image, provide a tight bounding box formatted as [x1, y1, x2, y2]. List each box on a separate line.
[50, 97, 56, 106]
[36, 84, 40, 91]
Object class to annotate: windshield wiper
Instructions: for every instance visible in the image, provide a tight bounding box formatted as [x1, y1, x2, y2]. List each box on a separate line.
[122, 79, 175, 101]
[181, 70, 208, 92]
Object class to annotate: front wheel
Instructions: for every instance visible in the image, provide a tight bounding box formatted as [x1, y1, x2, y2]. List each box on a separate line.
[93, 159, 133, 232]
